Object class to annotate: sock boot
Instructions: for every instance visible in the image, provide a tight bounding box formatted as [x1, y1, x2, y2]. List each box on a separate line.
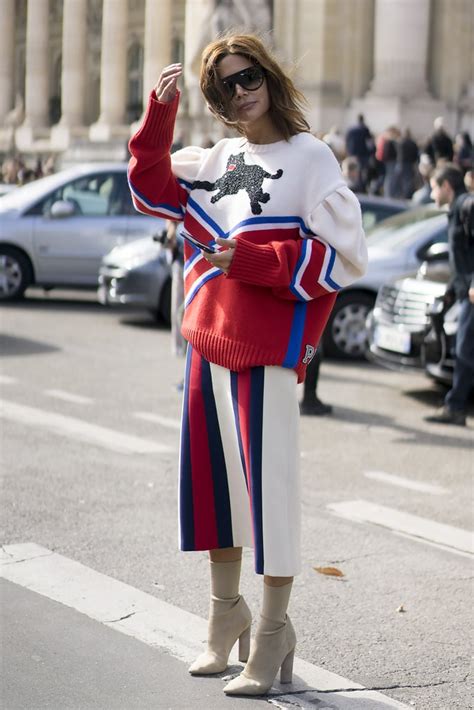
[223, 580, 296, 695]
[188, 558, 252, 675]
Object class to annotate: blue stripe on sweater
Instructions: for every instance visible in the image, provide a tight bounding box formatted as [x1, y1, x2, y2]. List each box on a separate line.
[282, 302, 308, 368]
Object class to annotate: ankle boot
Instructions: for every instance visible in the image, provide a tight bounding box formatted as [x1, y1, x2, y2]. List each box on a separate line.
[189, 594, 252, 674]
[223, 580, 296, 696]
[223, 614, 296, 695]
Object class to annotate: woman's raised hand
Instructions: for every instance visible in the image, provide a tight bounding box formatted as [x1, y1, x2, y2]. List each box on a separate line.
[154, 64, 183, 103]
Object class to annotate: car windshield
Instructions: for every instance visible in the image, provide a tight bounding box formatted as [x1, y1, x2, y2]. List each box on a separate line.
[366, 207, 446, 250]
[0, 172, 68, 210]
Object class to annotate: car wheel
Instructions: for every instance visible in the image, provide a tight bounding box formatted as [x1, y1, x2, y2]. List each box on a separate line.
[323, 292, 375, 359]
[159, 279, 172, 325]
[0, 248, 33, 301]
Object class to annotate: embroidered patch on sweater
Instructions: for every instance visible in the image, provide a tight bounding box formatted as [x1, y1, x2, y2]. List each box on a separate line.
[193, 153, 283, 215]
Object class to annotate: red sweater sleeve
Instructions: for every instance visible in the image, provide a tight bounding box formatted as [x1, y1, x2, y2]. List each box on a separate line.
[128, 91, 187, 221]
[227, 236, 338, 301]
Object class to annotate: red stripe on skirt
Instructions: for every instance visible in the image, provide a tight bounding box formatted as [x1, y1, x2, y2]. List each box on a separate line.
[188, 349, 218, 549]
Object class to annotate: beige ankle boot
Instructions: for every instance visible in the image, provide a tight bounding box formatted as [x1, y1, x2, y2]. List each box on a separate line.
[223, 581, 296, 696]
[189, 559, 252, 675]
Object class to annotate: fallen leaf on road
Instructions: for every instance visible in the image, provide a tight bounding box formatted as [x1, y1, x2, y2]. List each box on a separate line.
[313, 566, 344, 577]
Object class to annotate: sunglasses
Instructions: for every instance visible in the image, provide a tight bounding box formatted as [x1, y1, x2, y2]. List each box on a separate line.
[221, 65, 265, 98]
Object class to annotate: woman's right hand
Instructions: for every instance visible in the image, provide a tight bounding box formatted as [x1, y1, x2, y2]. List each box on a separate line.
[154, 64, 182, 103]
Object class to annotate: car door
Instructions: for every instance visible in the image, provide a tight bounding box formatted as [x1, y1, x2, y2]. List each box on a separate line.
[29, 171, 130, 285]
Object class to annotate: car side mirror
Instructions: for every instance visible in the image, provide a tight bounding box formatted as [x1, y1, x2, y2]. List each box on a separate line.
[50, 200, 76, 219]
[421, 242, 449, 263]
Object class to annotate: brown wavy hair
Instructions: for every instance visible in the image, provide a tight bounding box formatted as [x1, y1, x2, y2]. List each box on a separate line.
[200, 33, 310, 140]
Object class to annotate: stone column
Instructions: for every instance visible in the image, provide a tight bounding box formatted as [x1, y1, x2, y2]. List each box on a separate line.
[183, 0, 215, 144]
[143, 0, 172, 105]
[348, 0, 447, 139]
[89, 0, 128, 141]
[22, 0, 50, 128]
[369, 0, 430, 99]
[59, 0, 87, 126]
[0, 0, 16, 123]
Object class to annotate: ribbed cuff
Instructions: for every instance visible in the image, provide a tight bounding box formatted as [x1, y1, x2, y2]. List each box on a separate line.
[227, 238, 284, 287]
[132, 90, 180, 150]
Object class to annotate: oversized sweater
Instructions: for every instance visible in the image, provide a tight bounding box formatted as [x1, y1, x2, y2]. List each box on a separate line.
[128, 91, 368, 382]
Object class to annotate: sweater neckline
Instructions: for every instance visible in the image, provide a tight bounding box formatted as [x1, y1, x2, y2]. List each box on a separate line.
[242, 136, 293, 153]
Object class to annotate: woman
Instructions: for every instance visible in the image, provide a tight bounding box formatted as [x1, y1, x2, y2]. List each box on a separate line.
[128, 34, 367, 696]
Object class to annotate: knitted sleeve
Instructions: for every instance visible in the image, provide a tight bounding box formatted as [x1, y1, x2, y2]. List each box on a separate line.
[128, 91, 208, 221]
[227, 185, 367, 301]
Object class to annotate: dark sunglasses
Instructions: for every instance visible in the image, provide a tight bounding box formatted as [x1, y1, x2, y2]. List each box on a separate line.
[221, 65, 265, 98]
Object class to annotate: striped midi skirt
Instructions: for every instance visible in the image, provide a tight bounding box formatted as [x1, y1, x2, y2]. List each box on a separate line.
[179, 346, 301, 576]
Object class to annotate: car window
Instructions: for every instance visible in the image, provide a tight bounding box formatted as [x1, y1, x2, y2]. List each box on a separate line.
[366, 208, 445, 249]
[26, 172, 127, 217]
[361, 206, 402, 231]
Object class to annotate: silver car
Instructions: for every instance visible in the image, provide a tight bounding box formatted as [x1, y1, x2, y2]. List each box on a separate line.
[323, 206, 447, 358]
[0, 163, 165, 300]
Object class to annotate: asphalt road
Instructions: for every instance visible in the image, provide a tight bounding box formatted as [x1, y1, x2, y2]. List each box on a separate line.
[1, 288, 472, 710]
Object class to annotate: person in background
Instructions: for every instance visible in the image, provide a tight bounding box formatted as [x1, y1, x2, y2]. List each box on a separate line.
[299, 347, 332, 416]
[454, 132, 473, 175]
[464, 170, 474, 193]
[341, 156, 360, 192]
[426, 164, 473, 426]
[323, 125, 346, 163]
[345, 114, 373, 192]
[396, 128, 419, 199]
[424, 116, 454, 165]
[128, 33, 367, 697]
[412, 154, 434, 205]
[381, 126, 400, 198]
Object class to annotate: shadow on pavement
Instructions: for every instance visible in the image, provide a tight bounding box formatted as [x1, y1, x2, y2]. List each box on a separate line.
[332, 405, 472, 450]
[0, 334, 60, 357]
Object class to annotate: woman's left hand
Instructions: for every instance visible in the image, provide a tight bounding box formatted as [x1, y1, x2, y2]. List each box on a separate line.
[203, 237, 237, 274]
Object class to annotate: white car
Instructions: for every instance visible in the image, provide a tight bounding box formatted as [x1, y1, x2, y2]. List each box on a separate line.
[0, 163, 165, 300]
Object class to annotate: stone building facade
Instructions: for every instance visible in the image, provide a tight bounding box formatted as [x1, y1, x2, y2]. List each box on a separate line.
[0, 0, 472, 165]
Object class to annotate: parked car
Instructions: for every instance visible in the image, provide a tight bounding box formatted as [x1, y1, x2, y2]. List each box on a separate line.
[322, 206, 447, 358]
[98, 195, 410, 326]
[98, 231, 172, 324]
[0, 163, 165, 300]
[367, 242, 450, 371]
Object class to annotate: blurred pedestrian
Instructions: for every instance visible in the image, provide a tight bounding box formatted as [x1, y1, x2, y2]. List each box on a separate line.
[454, 132, 473, 175]
[128, 32, 367, 697]
[345, 114, 374, 192]
[323, 125, 346, 162]
[396, 128, 419, 198]
[341, 156, 360, 192]
[465, 170, 474, 193]
[426, 164, 473, 426]
[381, 126, 400, 198]
[411, 155, 434, 205]
[424, 116, 454, 165]
[299, 347, 332, 416]
[164, 220, 187, 359]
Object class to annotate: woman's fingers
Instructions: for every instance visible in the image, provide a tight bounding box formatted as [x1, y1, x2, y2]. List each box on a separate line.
[155, 64, 182, 102]
[215, 237, 237, 250]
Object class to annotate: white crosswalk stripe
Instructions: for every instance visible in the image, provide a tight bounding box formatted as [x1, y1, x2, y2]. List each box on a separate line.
[0, 543, 409, 709]
[327, 499, 473, 556]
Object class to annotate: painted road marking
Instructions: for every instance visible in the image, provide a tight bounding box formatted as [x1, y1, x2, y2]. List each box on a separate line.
[0, 375, 17, 385]
[328, 500, 473, 556]
[45, 389, 94, 405]
[0, 400, 173, 455]
[133, 412, 180, 430]
[364, 470, 449, 495]
[0, 543, 408, 709]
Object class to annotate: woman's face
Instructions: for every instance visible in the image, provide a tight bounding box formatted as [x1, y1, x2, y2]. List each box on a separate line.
[216, 54, 271, 127]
